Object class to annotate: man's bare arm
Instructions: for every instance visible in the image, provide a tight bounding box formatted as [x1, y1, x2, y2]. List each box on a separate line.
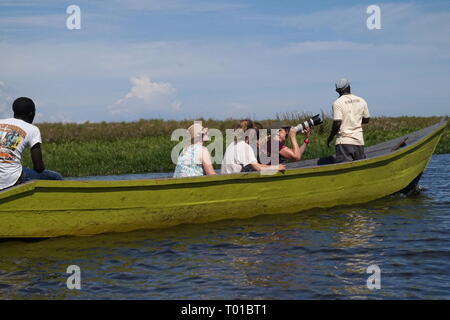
[30, 143, 45, 173]
[327, 120, 342, 147]
[201, 146, 216, 175]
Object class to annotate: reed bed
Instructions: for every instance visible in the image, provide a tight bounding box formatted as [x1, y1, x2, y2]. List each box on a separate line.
[22, 116, 449, 177]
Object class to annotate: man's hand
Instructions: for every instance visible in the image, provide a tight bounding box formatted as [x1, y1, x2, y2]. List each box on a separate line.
[278, 164, 286, 171]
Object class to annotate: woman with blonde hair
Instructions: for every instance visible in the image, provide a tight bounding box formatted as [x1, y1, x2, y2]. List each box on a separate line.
[173, 123, 216, 178]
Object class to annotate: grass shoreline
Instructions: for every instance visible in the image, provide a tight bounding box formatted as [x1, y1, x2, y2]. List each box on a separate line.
[23, 116, 449, 177]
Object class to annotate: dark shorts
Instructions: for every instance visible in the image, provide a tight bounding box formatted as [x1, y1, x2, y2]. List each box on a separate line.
[335, 144, 366, 163]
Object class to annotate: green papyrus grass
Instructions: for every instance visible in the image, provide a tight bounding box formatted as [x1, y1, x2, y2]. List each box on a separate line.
[22, 116, 449, 177]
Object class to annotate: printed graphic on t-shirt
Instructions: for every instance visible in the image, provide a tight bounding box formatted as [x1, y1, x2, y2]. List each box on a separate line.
[0, 124, 26, 163]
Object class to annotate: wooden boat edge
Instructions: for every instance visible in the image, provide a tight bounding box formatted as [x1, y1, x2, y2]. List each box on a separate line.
[0, 119, 447, 199]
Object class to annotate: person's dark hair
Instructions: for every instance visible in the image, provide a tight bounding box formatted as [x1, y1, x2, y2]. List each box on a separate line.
[253, 121, 263, 140]
[233, 119, 255, 144]
[336, 85, 351, 96]
[13, 97, 35, 116]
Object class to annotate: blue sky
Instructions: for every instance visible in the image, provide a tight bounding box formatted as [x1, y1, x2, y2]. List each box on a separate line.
[0, 0, 449, 122]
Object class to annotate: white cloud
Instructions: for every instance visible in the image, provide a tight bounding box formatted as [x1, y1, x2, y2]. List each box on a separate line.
[277, 2, 450, 47]
[108, 75, 181, 118]
[35, 112, 73, 124]
[0, 0, 245, 12]
[0, 0, 47, 7]
[1, 36, 449, 120]
[115, 0, 246, 12]
[0, 14, 64, 28]
[0, 2, 449, 121]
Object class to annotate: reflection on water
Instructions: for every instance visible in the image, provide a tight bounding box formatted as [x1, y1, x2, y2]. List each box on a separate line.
[0, 155, 449, 299]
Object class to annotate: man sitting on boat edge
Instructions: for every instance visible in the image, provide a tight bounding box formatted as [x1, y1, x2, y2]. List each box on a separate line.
[327, 78, 370, 163]
[0, 97, 63, 191]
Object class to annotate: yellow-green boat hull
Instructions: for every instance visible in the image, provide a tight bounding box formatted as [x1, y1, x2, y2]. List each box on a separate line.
[0, 122, 446, 238]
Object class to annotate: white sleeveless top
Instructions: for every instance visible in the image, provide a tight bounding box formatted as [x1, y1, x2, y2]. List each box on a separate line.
[173, 144, 204, 178]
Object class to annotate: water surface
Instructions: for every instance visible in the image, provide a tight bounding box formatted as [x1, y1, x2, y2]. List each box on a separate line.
[1, 155, 449, 299]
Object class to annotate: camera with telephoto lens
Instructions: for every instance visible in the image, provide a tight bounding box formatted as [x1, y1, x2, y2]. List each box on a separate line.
[291, 114, 323, 133]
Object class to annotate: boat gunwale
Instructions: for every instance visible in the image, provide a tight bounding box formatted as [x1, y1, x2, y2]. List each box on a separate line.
[0, 119, 447, 200]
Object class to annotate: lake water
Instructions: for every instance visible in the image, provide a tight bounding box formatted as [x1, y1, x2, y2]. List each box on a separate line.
[0, 154, 449, 299]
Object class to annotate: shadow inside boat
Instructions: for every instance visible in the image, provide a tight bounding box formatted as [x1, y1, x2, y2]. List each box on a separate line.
[0, 237, 49, 244]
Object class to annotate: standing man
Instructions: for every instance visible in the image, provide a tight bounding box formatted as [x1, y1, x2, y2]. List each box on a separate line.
[0, 97, 62, 190]
[327, 79, 370, 163]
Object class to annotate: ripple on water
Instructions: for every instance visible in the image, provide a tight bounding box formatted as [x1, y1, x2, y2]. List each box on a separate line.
[0, 155, 449, 299]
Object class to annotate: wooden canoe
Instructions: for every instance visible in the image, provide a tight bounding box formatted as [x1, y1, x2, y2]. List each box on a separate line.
[0, 120, 447, 238]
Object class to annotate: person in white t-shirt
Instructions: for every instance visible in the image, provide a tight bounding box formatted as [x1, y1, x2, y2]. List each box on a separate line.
[327, 79, 370, 163]
[221, 119, 286, 174]
[0, 97, 63, 190]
